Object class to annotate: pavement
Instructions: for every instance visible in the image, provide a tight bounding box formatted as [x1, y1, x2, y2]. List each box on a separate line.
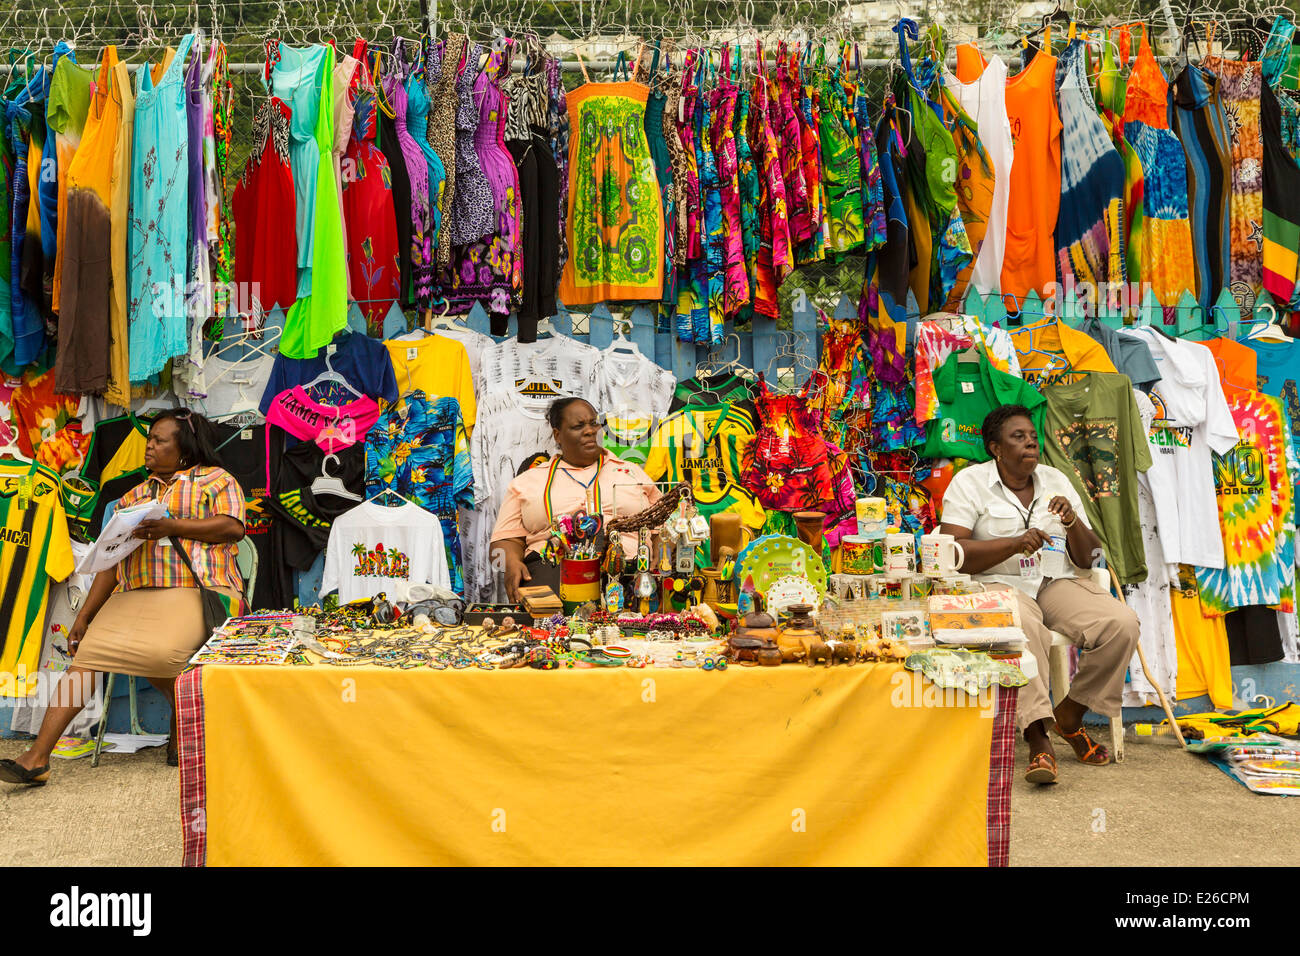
[2, 734, 1298, 866]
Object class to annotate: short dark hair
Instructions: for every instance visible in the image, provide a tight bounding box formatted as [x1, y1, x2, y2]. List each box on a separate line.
[546, 397, 594, 430]
[981, 404, 1035, 456]
[150, 408, 223, 469]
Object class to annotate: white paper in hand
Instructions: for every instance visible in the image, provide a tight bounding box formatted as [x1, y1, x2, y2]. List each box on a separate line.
[75, 501, 169, 575]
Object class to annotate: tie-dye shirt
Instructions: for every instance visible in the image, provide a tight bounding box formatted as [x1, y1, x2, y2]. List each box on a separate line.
[1195, 391, 1295, 614]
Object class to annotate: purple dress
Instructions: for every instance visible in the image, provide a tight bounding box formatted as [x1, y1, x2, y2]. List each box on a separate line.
[444, 46, 521, 318]
[185, 47, 209, 346]
[390, 42, 433, 310]
[447, 43, 494, 245]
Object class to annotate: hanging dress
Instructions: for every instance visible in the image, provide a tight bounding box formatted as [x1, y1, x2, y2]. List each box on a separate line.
[47, 49, 94, 317]
[817, 68, 864, 258]
[392, 40, 432, 311]
[231, 97, 299, 315]
[710, 52, 749, 319]
[8, 64, 50, 366]
[332, 40, 363, 301]
[852, 61, 888, 252]
[267, 41, 347, 358]
[643, 47, 678, 306]
[733, 83, 761, 320]
[557, 62, 664, 306]
[1055, 39, 1127, 300]
[445, 45, 521, 324]
[501, 64, 540, 329]
[545, 57, 571, 280]
[942, 54, 1013, 297]
[30, 48, 63, 329]
[1260, 16, 1300, 317]
[405, 52, 447, 310]
[106, 56, 134, 405]
[128, 34, 195, 381]
[750, 59, 792, 320]
[183, 44, 210, 385]
[1124, 29, 1195, 315]
[377, 66, 413, 310]
[1203, 52, 1265, 293]
[794, 56, 826, 265]
[1171, 58, 1233, 315]
[341, 74, 400, 334]
[426, 33, 465, 270]
[672, 53, 705, 341]
[1095, 31, 1145, 290]
[55, 45, 123, 394]
[772, 58, 811, 249]
[960, 42, 1061, 305]
[447, 42, 495, 246]
[207, 40, 235, 330]
[937, 80, 997, 310]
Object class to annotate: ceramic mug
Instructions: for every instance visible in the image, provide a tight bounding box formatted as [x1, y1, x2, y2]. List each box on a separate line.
[884, 532, 916, 577]
[920, 532, 966, 576]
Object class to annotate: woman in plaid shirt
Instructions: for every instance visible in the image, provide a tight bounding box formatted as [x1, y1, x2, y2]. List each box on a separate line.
[2, 410, 246, 786]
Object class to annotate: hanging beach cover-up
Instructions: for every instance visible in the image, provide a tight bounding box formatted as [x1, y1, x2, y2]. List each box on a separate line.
[1055, 38, 1127, 301]
[557, 62, 665, 306]
[1095, 28, 1145, 290]
[1260, 15, 1300, 320]
[1203, 50, 1264, 293]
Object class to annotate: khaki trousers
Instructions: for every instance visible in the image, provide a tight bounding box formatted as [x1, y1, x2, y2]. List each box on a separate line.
[998, 577, 1141, 731]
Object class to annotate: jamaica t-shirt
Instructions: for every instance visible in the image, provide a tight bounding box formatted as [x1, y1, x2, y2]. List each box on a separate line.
[80, 413, 152, 535]
[669, 372, 755, 412]
[1041, 371, 1152, 585]
[0, 461, 73, 698]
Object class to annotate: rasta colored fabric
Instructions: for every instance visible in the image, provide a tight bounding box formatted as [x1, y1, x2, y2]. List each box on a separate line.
[558, 77, 665, 306]
[1202, 55, 1264, 294]
[1260, 17, 1300, 321]
[1056, 39, 1127, 299]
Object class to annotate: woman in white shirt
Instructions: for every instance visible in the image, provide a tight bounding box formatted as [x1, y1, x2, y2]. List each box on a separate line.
[940, 404, 1140, 786]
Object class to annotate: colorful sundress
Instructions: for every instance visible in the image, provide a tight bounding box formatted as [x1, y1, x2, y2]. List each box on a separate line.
[558, 69, 664, 306]
[1203, 54, 1265, 292]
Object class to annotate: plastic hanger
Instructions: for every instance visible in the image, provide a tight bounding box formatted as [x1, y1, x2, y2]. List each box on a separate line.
[607, 317, 641, 358]
[303, 352, 363, 400]
[312, 454, 362, 502]
[367, 487, 417, 508]
[1245, 303, 1289, 342]
[0, 432, 33, 464]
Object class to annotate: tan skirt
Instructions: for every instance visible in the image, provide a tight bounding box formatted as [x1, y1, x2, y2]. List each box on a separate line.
[73, 586, 243, 679]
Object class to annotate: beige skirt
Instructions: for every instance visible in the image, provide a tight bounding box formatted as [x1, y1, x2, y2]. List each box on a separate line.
[73, 586, 243, 678]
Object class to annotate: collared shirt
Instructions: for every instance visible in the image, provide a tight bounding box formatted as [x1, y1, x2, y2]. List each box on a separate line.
[1010, 318, 1117, 387]
[115, 466, 246, 593]
[939, 459, 1092, 598]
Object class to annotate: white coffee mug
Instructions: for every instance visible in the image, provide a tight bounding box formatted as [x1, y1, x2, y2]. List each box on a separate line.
[884, 532, 917, 577]
[920, 531, 966, 576]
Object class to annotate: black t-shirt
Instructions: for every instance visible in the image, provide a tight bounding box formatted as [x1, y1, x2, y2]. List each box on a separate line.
[214, 422, 275, 610]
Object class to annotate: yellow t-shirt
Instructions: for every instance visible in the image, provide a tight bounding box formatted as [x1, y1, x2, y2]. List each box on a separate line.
[0, 462, 74, 698]
[384, 336, 477, 430]
[1171, 586, 1233, 709]
[1010, 319, 1117, 387]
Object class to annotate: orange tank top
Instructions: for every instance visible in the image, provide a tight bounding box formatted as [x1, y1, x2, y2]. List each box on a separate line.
[958, 44, 1063, 307]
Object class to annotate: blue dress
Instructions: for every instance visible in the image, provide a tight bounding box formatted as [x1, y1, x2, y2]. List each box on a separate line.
[128, 33, 195, 381]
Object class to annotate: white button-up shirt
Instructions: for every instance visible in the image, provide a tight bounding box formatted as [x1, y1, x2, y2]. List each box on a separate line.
[940, 459, 1093, 598]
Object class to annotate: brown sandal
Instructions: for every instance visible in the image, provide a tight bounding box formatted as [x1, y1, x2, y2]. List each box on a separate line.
[1054, 723, 1111, 765]
[1024, 751, 1058, 784]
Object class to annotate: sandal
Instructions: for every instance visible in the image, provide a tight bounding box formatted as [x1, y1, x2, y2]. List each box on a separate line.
[0, 757, 51, 786]
[1024, 751, 1058, 784]
[1054, 723, 1111, 765]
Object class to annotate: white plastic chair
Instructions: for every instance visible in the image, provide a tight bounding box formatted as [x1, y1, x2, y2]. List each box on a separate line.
[1047, 567, 1126, 762]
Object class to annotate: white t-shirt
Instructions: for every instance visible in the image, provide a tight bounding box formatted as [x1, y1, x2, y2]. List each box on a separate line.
[321, 500, 449, 603]
[184, 351, 276, 419]
[1125, 328, 1239, 569]
[940, 459, 1093, 598]
[463, 388, 560, 602]
[943, 58, 1014, 296]
[594, 344, 676, 464]
[479, 335, 600, 403]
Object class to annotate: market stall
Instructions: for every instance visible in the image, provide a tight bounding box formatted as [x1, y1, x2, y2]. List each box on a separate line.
[177, 659, 1018, 866]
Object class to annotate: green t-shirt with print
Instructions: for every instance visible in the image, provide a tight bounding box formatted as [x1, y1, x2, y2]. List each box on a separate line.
[922, 353, 1046, 462]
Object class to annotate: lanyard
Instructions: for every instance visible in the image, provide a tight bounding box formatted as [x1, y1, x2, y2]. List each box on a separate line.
[543, 455, 603, 526]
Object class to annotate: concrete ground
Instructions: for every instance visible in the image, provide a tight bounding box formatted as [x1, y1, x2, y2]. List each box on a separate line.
[2, 734, 1298, 866]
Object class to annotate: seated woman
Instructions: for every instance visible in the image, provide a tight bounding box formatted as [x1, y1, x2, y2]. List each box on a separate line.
[939, 404, 1140, 785]
[1, 410, 246, 786]
[493, 397, 660, 602]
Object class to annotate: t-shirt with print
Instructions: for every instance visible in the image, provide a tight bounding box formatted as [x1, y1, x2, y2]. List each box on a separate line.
[1079, 319, 1162, 390]
[0, 461, 73, 698]
[1041, 371, 1153, 584]
[914, 317, 1023, 425]
[263, 387, 380, 488]
[1010, 319, 1118, 387]
[258, 330, 398, 415]
[321, 499, 449, 603]
[383, 336, 477, 430]
[213, 421, 275, 610]
[1194, 390, 1294, 615]
[921, 352, 1045, 461]
[596, 346, 676, 466]
[643, 401, 758, 498]
[1126, 328, 1240, 569]
[464, 389, 559, 602]
[478, 336, 600, 404]
[1243, 338, 1300, 501]
[670, 372, 755, 412]
[80, 412, 153, 535]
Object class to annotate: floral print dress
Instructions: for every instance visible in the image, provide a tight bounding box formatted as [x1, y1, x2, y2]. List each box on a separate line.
[341, 75, 400, 334]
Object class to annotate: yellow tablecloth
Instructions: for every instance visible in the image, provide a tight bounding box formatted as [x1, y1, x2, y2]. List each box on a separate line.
[181, 662, 1000, 866]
